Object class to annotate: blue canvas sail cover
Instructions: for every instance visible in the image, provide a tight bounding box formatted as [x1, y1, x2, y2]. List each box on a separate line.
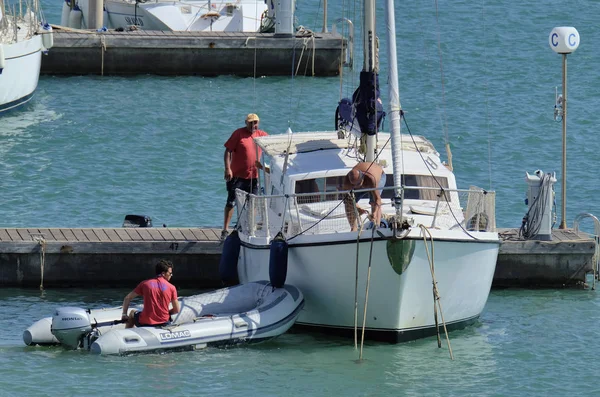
[336, 71, 385, 136]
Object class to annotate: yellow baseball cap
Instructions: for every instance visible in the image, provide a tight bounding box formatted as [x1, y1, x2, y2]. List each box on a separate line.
[246, 113, 260, 122]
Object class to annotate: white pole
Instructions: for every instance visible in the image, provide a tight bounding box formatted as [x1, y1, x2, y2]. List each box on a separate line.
[385, 0, 402, 217]
[88, 0, 104, 29]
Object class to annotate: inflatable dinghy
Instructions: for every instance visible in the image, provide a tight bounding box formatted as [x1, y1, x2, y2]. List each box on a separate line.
[24, 281, 304, 355]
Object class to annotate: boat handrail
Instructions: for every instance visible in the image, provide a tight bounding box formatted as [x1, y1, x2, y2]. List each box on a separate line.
[235, 185, 496, 238]
[573, 212, 600, 289]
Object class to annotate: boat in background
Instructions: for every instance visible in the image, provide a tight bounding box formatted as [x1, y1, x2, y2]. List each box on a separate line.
[24, 281, 304, 355]
[60, 0, 272, 32]
[0, 0, 53, 113]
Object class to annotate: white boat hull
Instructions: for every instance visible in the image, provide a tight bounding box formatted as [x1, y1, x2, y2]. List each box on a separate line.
[70, 0, 267, 32]
[0, 35, 42, 113]
[239, 229, 499, 342]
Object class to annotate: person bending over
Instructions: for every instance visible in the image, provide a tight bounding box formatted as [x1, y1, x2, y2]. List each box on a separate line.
[343, 162, 386, 231]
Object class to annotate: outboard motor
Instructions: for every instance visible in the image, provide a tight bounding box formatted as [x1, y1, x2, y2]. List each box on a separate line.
[122, 214, 152, 227]
[51, 307, 93, 349]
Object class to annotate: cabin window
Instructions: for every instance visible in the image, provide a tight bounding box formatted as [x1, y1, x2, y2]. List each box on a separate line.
[390, 175, 449, 201]
[295, 174, 449, 203]
[295, 176, 346, 203]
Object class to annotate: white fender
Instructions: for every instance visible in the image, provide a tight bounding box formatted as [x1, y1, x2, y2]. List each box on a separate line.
[68, 8, 83, 29]
[41, 24, 54, 50]
[60, 0, 71, 26]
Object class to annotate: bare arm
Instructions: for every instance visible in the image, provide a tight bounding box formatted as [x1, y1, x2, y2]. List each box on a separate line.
[121, 290, 140, 317]
[224, 149, 233, 181]
[370, 190, 382, 227]
[169, 299, 180, 316]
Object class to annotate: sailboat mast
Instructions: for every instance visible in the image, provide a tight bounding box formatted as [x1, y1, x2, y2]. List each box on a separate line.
[363, 0, 376, 72]
[363, 0, 377, 162]
[384, 0, 404, 217]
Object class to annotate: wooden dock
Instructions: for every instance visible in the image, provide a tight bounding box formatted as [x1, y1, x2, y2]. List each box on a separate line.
[0, 227, 595, 288]
[41, 27, 347, 76]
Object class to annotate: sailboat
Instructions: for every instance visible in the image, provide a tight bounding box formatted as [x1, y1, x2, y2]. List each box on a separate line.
[0, 0, 52, 113]
[228, 0, 500, 342]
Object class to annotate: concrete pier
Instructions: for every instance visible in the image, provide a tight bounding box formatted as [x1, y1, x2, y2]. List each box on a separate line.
[0, 226, 595, 289]
[41, 26, 347, 76]
[495, 228, 596, 288]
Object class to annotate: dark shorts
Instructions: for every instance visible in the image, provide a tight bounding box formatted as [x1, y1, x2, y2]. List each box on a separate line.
[226, 177, 258, 208]
[133, 311, 169, 327]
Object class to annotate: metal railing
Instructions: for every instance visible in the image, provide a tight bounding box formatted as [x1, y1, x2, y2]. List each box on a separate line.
[573, 212, 600, 289]
[235, 185, 496, 240]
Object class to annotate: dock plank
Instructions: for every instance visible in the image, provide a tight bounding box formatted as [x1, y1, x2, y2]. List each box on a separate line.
[94, 229, 112, 242]
[48, 228, 66, 241]
[103, 228, 121, 242]
[37, 228, 56, 241]
[61, 229, 77, 241]
[125, 228, 143, 241]
[0, 229, 12, 241]
[206, 228, 221, 241]
[179, 228, 196, 240]
[190, 229, 208, 241]
[157, 228, 175, 240]
[146, 228, 165, 241]
[169, 229, 186, 240]
[135, 228, 154, 241]
[82, 229, 100, 242]
[71, 229, 89, 242]
[115, 229, 133, 241]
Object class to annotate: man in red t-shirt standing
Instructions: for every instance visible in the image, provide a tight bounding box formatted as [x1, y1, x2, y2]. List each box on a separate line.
[222, 113, 268, 240]
[121, 260, 180, 328]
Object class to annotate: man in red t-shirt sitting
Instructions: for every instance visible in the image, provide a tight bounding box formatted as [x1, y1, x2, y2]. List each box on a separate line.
[121, 260, 180, 328]
[222, 113, 269, 240]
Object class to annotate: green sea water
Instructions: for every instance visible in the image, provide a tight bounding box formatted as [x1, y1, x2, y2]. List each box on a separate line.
[1, 0, 600, 395]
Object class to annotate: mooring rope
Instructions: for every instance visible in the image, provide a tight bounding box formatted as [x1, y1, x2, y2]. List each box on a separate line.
[31, 235, 46, 292]
[351, 193, 365, 350]
[359, 226, 376, 361]
[100, 34, 106, 76]
[419, 224, 454, 360]
[295, 27, 316, 76]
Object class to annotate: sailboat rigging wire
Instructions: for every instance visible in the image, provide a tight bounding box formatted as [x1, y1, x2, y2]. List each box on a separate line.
[419, 225, 454, 360]
[359, 226, 376, 361]
[402, 115, 486, 240]
[433, 0, 451, 169]
[481, 0, 493, 191]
